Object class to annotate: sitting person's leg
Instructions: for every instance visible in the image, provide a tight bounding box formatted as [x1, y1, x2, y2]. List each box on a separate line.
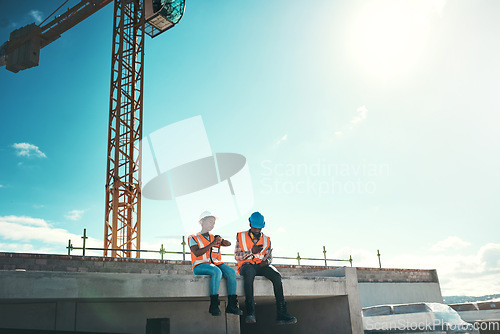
[239, 263, 258, 322]
[193, 262, 223, 295]
[218, 263, 237, 295]
[257, 265, 284, 302]
[218, 263, 243, 315]
[193, 263, 223, 316]
[256, 264, 297, 325]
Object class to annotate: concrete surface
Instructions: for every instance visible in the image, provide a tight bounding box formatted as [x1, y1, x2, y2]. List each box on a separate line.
[0, 270, 347, 300]
[0, 252, 444, 334]
[0, 269, 361, 334]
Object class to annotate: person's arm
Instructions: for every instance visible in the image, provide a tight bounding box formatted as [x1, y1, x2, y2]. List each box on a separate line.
[234, 237, 252, 261]
[260, 241, 273, 266]
[190, 235, 222, 257]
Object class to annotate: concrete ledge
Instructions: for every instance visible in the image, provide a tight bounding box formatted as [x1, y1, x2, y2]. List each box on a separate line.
[0, 270, 347, 301]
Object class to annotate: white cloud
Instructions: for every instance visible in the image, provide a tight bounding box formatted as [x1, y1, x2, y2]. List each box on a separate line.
[65, 210, 84, 221]
[431, 236, 471, 252]
[478, 243, 500, 270]
[0, 185, 3, 188]
[316, 241, 500, 296]
[351, 105, 368, 124]
[0, 215, 179, 259]
[334, 106, 369, 137]
[12, 142, 47, 158]
[0, 215, 101, 255]
[0, 215, 49, 228]
[29, 10, 43, 23]
[386, 242, 500, 296]
[0, 242, 55, 254]
[272, 134, 288, 148]
[270, 134, 289, 150]
[0, 216, 72, 243]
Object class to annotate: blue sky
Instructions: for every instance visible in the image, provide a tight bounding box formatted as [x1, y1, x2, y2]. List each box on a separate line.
[0, 0, 499, 296]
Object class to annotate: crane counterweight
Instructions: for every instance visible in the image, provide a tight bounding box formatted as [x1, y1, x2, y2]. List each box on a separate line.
[4, 24, 41, 73]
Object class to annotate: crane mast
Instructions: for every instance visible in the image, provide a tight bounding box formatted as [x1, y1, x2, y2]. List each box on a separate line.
[104, 0, 144, 258]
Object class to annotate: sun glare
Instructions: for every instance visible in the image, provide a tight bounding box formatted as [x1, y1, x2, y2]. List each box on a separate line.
[350, 0, 435, 80]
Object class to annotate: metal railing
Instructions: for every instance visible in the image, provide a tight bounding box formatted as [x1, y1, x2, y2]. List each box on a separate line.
[67, 229, 353, 267]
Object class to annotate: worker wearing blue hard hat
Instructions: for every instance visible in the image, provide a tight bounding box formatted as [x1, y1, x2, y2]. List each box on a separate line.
[249, 211, 265, 228]
[234, 211, 297, 325]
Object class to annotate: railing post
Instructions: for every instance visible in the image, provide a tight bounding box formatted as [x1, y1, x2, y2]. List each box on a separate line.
[377, 249, 381, 268]
[81, 228, 88, 256]
[181, 236, 186, 261]
[296, 252, 301, 265]
[67, 239, 72, 255]
[323, 246, 327, 266]
[160, 244, 166, 260]
[349, 255, 353, 267]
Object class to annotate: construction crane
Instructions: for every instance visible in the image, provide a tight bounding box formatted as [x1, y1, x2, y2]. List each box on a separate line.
[0, 0, 185, 258]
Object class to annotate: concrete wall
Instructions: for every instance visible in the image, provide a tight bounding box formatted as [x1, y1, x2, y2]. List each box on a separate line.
[240, 296, 352, 334]
[358, 282, 443, 307]
[356, 268, 443, 308]
[0, 252, 443, 334]
[0, 300, 239, 334]
[356, 268, 440, 283]
[0, 271, 348, 300]
[298, 266, 443, 309]
[0, 268, 362, 334]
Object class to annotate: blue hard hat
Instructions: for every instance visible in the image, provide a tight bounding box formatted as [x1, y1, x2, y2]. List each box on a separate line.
[249, 211, 265, 228]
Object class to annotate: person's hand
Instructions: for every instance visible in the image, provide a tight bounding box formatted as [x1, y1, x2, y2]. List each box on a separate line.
[221, 239, 231, 246]
[213, 236, 222, 245]
[251, 244, 263, 254]
[259, 259, 269, 267]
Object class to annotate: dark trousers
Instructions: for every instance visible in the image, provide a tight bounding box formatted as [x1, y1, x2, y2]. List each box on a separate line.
[240, 263, 284, 311]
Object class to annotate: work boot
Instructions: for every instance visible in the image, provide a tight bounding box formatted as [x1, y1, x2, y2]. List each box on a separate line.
[209, 295, 221, 316]
[245, 314, 256, 323]
[226, 295, 243, 315]
[245, 299, 256, 323]
[276, 301, 297, 325]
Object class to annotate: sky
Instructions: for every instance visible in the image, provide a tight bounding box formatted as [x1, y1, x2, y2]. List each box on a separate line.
[0, 0, 499, 297]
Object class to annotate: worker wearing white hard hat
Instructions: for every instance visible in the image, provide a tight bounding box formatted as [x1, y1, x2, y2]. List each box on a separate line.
[188, 211, 243, 317]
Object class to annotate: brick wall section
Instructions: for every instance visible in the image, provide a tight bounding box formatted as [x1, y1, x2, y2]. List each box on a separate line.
[0, 252, 438, 283]
[0, 252, 195, 275]
[356, 267, 439, 283]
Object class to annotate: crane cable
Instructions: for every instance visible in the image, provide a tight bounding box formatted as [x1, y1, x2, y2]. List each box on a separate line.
[39, 0, 70, 27]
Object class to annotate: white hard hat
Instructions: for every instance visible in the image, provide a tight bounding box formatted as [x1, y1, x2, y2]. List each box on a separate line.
[199, 211, 217, 222]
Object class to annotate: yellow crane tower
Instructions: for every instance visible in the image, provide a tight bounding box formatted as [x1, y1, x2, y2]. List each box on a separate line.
[0, 0, 185, 258]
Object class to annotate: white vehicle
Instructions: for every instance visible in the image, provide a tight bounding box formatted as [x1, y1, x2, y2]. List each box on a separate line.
[362, 302, 479, 333]
[449, 300, 500, 324]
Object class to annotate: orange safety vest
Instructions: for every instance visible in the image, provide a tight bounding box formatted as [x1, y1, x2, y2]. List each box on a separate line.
[236, 231, 271, 273]
[188, 233, 223, 269]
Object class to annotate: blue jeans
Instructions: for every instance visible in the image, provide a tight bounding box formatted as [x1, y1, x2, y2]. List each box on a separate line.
[193, 262, 237, 295]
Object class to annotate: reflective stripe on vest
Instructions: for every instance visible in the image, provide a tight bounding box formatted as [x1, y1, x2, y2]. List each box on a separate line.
[189, 233, 223, 269]
[236, 231, 270, 273]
